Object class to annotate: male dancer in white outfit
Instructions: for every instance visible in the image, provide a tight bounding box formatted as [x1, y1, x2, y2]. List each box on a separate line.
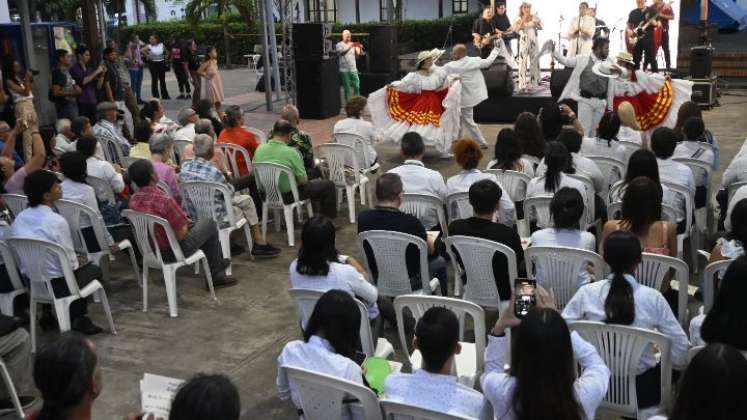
[553, 37, 612, 137]
[443, 44, 500, 149]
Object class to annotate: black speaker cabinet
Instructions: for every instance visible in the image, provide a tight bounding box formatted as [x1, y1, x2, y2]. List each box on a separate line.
[483, 61, 514, 97]
[550, 68, 574, 98]
[690, 75, 717, 108]
[369, 25, 399, 74]
[293, 24, 328, 60]
[690, 46, 714, 79]
[359, 72, 395, 97]
[296, 59, 341, 119]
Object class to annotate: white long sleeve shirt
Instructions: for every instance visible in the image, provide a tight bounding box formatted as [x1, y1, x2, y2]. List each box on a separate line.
[384, 369, 487, 418]
[446, 169, 516, 227]
[536, 154, 605, 193]
[481, 331, 610, 420]
[442, 47, 500, 108]
[562, 274, 691, 371]
[11, 205, 78, 278]
[86, 157, 125, 194]
[388, 160, 447, 229]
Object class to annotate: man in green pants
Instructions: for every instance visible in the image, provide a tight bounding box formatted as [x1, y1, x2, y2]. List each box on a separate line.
[336, 29, 362, 102]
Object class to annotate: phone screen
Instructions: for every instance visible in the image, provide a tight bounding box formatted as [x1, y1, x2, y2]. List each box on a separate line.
[514, 278, 537, 319]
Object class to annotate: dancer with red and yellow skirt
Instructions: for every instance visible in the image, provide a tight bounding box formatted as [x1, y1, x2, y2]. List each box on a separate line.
[368, 49, 462, 158]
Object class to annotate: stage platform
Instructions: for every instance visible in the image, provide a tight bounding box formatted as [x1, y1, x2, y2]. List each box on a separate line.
[475, 76, 555, 124]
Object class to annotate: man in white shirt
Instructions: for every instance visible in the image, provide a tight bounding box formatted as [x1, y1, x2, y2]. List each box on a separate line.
[652, 127, 695, 222]
[332, 96, 379, 171]
[442, 43, 500, 149]
[566, 2, 596, 57]
[335, 30, 362, 102]
[385, 307, 487, 418]
[11, 170, 104, 335]
[174, 107, 198, 142]
[54, 118, 76, 156]
[553, 38, 612, 137]
[387, 133, 447, 230]
[76, 135, 125, 194]
[93, 101, 130, 156]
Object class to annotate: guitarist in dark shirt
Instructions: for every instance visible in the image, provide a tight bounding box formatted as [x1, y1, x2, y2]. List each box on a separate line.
[473, 4, 498, 59]
[627, 0, 658, 72]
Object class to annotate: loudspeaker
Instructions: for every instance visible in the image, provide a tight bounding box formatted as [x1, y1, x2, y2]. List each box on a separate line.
[690, 46, 714, 79]
[296, 59, 341, 119]
[293, 24, 332, 60]
[690, 75, 717, 108]
[483, 61, 514, 97]
[369, 25, 399, 74]
[550, 68, 574, 98]
[359, 72, 395, 97]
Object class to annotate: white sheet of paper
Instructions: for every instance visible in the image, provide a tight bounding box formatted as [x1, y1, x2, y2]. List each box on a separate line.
[141, 373, 184, 418]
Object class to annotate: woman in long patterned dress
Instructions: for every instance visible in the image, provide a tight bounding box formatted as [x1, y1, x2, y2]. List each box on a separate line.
[197, 46, 225, 113]
[512, 2, 543, 93]
[368, 49, 461, 158]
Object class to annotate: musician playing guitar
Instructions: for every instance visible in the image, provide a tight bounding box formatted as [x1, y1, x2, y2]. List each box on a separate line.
[627, 0, 659, 72]
[653, 0, 675, 71]
[472, 2, 513, 59]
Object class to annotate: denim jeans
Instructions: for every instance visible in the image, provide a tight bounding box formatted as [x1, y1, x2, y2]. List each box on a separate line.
[129, 68, 144, 100]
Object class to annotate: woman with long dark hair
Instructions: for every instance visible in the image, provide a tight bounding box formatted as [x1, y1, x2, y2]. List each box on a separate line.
[514, 112, 544, 160]
[486, 128, 535, 177]
[563, 230, 690, 409]
[580, 111, 627, 162]
[526, 142, 588, 211]
[483, 299, 609, 420]
[169, 374, 240, 420]
[277, 290, 364, 418]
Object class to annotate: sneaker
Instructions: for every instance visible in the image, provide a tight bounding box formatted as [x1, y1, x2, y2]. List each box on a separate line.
[72, 316, 103, 335]
[162, 95, 171, 100]
[251, 243, 281, 257]
[185, 94, 192, 99]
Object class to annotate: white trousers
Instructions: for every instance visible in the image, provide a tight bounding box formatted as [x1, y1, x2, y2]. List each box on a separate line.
[460, 106, 487, 146]
[577, 98, 607, 138]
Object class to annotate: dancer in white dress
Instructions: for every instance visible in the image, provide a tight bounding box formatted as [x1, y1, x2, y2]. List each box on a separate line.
[368, 49, 461, 157]
[512, 2, 542, 92]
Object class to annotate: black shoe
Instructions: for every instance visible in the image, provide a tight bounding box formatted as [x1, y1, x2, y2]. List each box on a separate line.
[0, 396, 37, 412]
[207, 274, 237, 290]
[230, 244, 246, 255]
[72, 316, 103, 335]
[218, 258, 231, 271]
[137, 99, 145, 105]
[162, 95, 171, 100]
[185, 93, 192, 99]
[176, 94, 185, 99]
[251, 243, 281, 257]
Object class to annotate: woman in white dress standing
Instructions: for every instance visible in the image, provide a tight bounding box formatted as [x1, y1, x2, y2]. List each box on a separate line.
[512, 2, 542, 93]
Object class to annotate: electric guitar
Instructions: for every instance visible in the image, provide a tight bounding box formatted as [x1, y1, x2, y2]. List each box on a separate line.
[626, 1, 673, 50]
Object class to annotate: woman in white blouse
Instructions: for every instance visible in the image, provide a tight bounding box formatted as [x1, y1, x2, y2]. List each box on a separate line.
[446, 139, 515, 226]
[580, 112, 627, 163]
[563, 231, 690, 410]
[616, 101, 644, 146]
[486, 128, 535, 177]
[277, 290, 365, 420]
[708, 199, 747, 263]
[332, 95, 379, 171]
[142, 34, 170, 99]
[482, 292, 610, 420]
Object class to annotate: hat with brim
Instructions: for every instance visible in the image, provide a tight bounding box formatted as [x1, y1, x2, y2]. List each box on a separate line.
[615, 52, 635, 66]
[592, 61, 624, 79]
[416, 48, 444, 67]
[96, 101, 118, 114]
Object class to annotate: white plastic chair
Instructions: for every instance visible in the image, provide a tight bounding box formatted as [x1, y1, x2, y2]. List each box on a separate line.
[568, 321, 672, 420]
[282, 365, 383, 420]
[727, 181, 747, 203]
[86, 175, 117, 205]
[216, 143, 253, 179]
[587, 156, 626, 205]
[400, 193, 448, 234]
[0, 357, 26, 419]
[521, 154, 541, 169]
[180, 181, 254, 276]
[253, 162, 313, 246]
[636, 253, 689, 326]
[617, 140, 642, 162]
[445, 192, 472, 221]
[357, 231, 439, 297]
[288, 288, 377, 357]
[523, 195, 553, 229]
[334, 132, 377, 175]
[662, 181, 697, 265]
[702, 259, 731, 314]
[316, 143, 371, 224]
[55, 199, 141, 286]
[673, 157, 714, 232]
[393, 295, 485, 388]
[0, 241, 27, 316]
[97, 135, 125, 166]
[445, 236, 514, 310]
[172, 139, 192, 165]
[122, 209, 217, 318]
[485, 169, 531, 204]
[524, 246, 605, 310]
[607, 201, 677, 224]
[380, 400, 476, 420]
[1, 194, 27, 218]
[244, 126, 267, 144]
[7, 237, 116, 352]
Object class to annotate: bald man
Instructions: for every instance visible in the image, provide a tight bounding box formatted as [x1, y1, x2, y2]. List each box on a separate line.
[336, 30, 363, 101]
[442, 44, 500, 149]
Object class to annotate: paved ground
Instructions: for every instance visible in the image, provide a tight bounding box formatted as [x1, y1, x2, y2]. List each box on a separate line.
[22, 66, 747, 419]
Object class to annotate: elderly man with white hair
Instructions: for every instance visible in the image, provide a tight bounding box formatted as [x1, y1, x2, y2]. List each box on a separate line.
[179, 134, 280, 258]
[54, 118, 76, 156]
[335, 29, 363, 101]
[93, 101, 131, 155]
[281, 104, 321, 179]
[181, 118, 229, 173]
[174, 107, 199, 142]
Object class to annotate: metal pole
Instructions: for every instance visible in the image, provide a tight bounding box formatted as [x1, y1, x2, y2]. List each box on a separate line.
[260, 0, 273, 111]
[17, 0, 35, 71]
[266, 0, 282, 101]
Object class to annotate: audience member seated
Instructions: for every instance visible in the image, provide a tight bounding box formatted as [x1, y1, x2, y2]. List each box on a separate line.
[709, 199, 747, 263]
[0, 122, 23, 169]
[127, 160, 233, 288]
[652, 127, 697, 216]
[388, 132, 447, 230]
[169, 374, 241, 420]
[530, 187, 596, 285]
[539, 102, 585, 142]
[53, 118, 76, 156]
[72, 115, 94, 140]
[217, 105, 258, 176]
[514, 112, 545, 161]
[127, 120, 153, 159]
[0, 126, 46, 194]
[448, 179, 525, 303]
[276, 290, 364, 418]
[482, 301, 609, 419]
[141, 99, 178, 134]
[333, 95, 379, 171]
[254, 120, 337, 220]
[486, 128, 535, 177]
[616, 101, 643, 145]
[447, 139, 515, 226]
[689, 255, 747, 349]
[609, 150, 677, 223]
[194, 99, 223, 135]
[358, 173, 448, 295]
[77, 135, 125, 195]
[31, 334, 101, 419]
[181, 118, 228, 173]
[580, 112, 627, 162]
[539, 129, 604, 196]
[12, 170, 104, 334]
[149, 133, 182, 204]
[673, 117, 715, 209]
[174, 107, 198, 142]
[650, 343, 747, 420]
[384, 307, 487, 418]
[563, 231, 689, 409]
[674, 101, 720, 167]
[179, 134, 279, 257]
[281, 105, 320, 179]
[93, 101, 131, 156]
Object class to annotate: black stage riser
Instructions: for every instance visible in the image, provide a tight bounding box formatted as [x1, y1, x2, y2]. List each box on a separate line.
[474, 93, 554, 124]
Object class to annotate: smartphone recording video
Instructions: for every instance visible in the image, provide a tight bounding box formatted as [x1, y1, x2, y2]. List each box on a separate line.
[514, 278, 537, 319]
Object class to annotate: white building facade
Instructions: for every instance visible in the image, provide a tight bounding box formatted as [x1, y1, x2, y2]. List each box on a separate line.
[303, 0, 483, 23]
[125, 0, 188, 24]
